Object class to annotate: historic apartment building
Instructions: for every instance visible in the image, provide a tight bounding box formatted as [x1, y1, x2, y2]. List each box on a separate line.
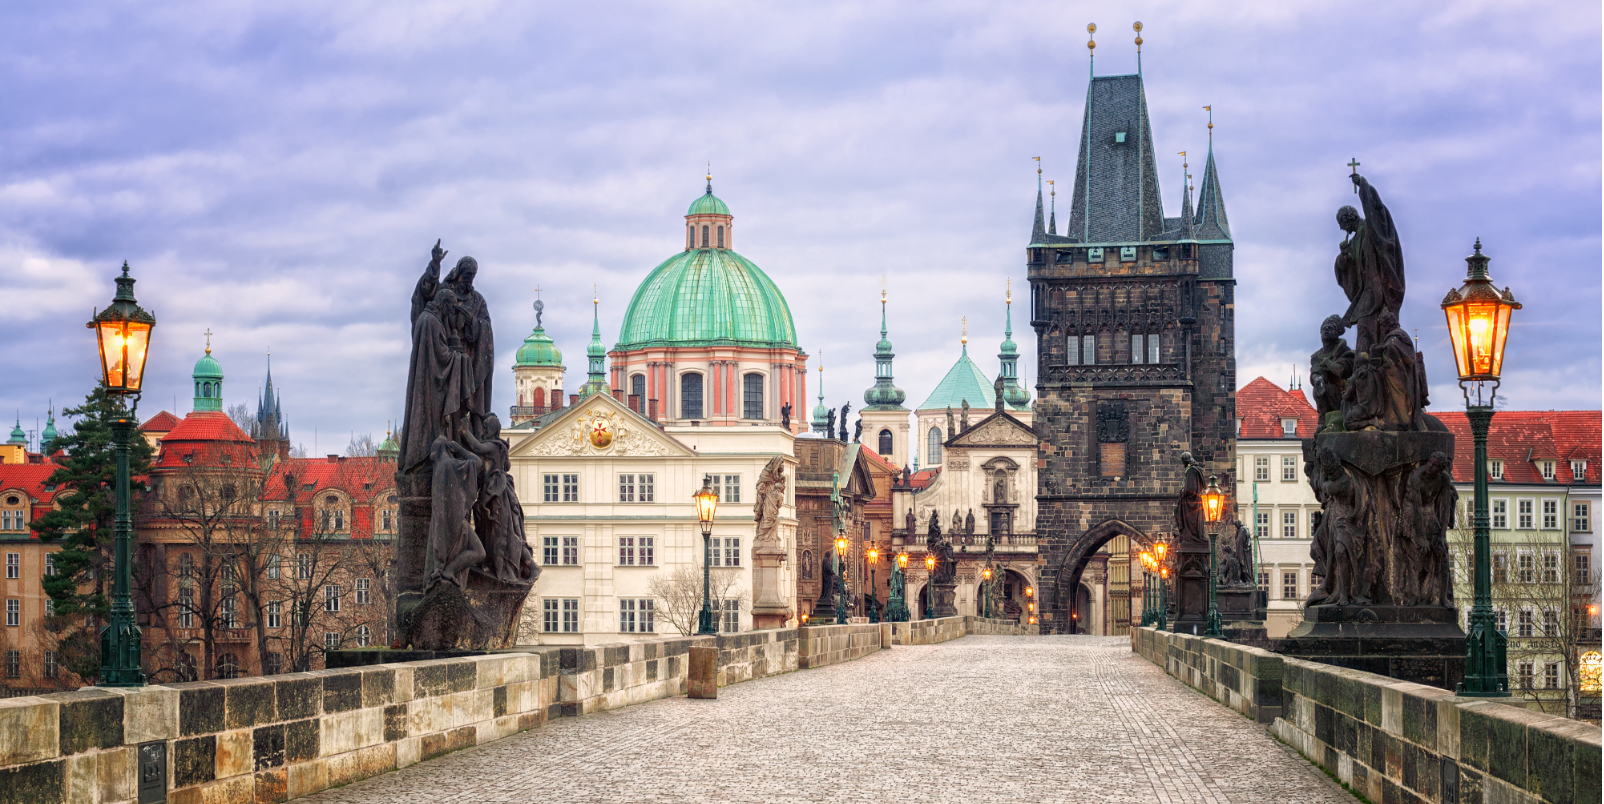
[1232, 377, 1321, 638]
[1029, 67, 1237, 634]
[0, 459, 68, 693]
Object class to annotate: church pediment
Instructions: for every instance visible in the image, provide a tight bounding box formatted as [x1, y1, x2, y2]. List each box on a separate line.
[510, 395, 695, 458]
[948, 412, 1037, 448]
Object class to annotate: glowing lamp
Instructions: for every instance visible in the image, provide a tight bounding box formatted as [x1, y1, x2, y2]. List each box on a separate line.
[897, 552, 908, 569]
[1155, 541, 1167, 561]
[924, 555, 936, 572]
[835, 536, 848, 556]
[694, 479, 719, 537]
[800, 613, 810, 625]
[867, 547, 879, 564]
[89, 263, 157, 394]
[1442, 240, 1520, 383]
[982, 567, 992, 582]
[1202, 475, 1225, 524]
[1025, 587, 1034, 598]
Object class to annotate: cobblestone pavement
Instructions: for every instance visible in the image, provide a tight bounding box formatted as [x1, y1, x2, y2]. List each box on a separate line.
[307, 636, 1356, 804]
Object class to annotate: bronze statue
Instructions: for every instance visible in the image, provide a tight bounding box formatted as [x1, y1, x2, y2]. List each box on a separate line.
[1309, 315, 1354, 430]
[1335, 173, 1405, 353]
[780, 402, 792, 430]
[1174, 452, 1206, 546]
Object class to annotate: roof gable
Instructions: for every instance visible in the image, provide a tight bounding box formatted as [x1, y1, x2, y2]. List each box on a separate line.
[512, 393, 695, 458]
[948, 410, 1036, 448]
[1236, 377, 1319, 439]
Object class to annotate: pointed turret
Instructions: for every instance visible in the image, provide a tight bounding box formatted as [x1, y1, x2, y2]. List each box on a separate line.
[998, 284, 1031, 408]
[1194, 145, 1231, 241]
[1048, 180, 1059, 236]
[863, 290, 906, 411]
[810, 364, 831, 435]
[41, 406, 58, 454]
[1030, 173, 1047, 243]
[253, 353, 290, 463]
[580, 295, 608, 398]
[7, 416, 25, 446]
[192, 336, 224, 413]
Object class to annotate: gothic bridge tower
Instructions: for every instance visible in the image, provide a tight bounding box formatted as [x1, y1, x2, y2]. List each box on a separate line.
[1028, 50, 1236, 635]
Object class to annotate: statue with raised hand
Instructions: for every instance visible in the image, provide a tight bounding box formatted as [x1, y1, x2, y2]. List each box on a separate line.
[1335, 172, 1405, 354]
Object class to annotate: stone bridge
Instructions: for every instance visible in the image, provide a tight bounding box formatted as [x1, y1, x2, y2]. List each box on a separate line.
[0, 617, 1594, 803]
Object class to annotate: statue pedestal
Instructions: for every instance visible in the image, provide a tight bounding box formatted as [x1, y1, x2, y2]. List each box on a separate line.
[749, 549, 791, 630]
[1217, 587, 1270, 648]
[1170, 544, 1213, 635]
[932, 581, 958, 617]
[1278, 604, 1466, 690]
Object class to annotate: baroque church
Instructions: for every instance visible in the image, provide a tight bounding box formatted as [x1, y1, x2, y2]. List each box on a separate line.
[1027, 53, 1237, 634]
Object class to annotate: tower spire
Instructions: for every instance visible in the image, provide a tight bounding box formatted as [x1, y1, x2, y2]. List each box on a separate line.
[1087, 23, 1096, 77]
[811, 355, 831, 435]
[1194, 106, 1231, 240]
[1031, 157, 1046, 243]
[1047, 180, 1057, 235]
[998, 281, 1030, 410]
[581, 288, 607, 397]
[1134, 21, 1143, 75]
[864, 278, 906, 411]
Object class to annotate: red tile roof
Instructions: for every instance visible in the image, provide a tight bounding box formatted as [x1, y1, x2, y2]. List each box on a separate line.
[909, 468, 940, 491]
[153, 411, 258, 469]
[0, 463, 65, 537]
[860, 446, 897, 475]
[262, 455, 398, 539]
[1236, 377, 1319, 439]
[139, 411, 182, 433]
[1434, 411, 1601, 486]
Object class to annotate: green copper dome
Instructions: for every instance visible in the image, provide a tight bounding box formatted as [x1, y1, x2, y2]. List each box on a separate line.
[377, 431, 399, 459]
[192, 347, 224, 413]
[687, 187, 730, 216]
[7, 418, 24, 445]
[193, 351, 223, 380]
[41, 411, 58, 453]
[515, 327, 563, 368]
[616, 249, 798, 351]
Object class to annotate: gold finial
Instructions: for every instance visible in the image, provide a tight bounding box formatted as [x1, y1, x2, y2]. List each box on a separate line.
[593, 282, 598, 306]
[1134, 20, 1143, 50]
[1007, 277, 1012, 304]
[706, 161, 711, 183]
[1204, 105, 1214, 145]
[961, 316, 968, 345]
[204, 328, 213, 355]
[881, 275, 887, 303]
[1033, 156, 1041, 175]
[1047, 179, 1055, 198]
[1087, 22, 1096, 51]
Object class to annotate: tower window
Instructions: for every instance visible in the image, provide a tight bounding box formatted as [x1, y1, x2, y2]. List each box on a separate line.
[878, 429, 893, 457]
[1149, 333, 1160, 363]
[742, 373, 764, 419]
[1083, 334, 1097, 365]
[687, 225, 693, 249]
[681, 372, 704, 420]
[1130, 334, 1144, 364]
[928, 427, 943, 465]
[701, 226, 709, 248]
[717, 225, 725, 249]
[631, 374, 646, 413]
[1066, 334, 1080, 366]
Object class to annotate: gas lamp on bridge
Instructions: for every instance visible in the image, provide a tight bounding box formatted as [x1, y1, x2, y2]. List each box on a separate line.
[694, 479, 720, 635]
[1201, 476, 1226, 638]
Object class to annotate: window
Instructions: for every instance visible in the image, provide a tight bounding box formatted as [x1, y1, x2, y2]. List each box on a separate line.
[1517, 661, 1533, 690]
[743, 373, 764, 419]
[5, 599, 17, 626]
[44, 554, 54, 577]
[631, 374, 647, 413]
[619, 536, 636, 566]
[1571, 460, 1588, 480]
[1495, 608, 1507, 633]
[1282, 511, 1297, 540]
[1544, 662, 1560, 690]
[1542, 553, 1559, 584]
[1518, 554, 1534, 584]
[1281, 457, 1297, 482]
[1490, 460, 1504, 480]
[618, 474, 655, 503]
[878, 429, 894, 456]
[1282, 571, 1298, 600]
[298, 553, 312, 579]
[179, 588, 194, 628]
[220, 588, 238, 629]
[543, 598, 579, 633]
[1065, 333, 1080, 366]
[264, 653, 282, 675]
[710, 537, 742, 567]
[324, 584, 341, 613]
[1149, 333, 1160, 364]
[381, 508, 394, 532]
[356, 625, 372, 647]
[1543, 500, 1559, 529]
[267, 509, 280, 530]
[4, 650, 17, 678]
[1492, 553, 1508, 584]
[1083, 334, 1097, 365]
[1254, 457, 1269, 482]
[266, 601, 282, 629]
[44, 650, 58, 679]
[1517, 500, 1534, 529]
[701, 225, 709, 248]
[1491, 500, 1508, 529]
[1539, 461, 1555, 480]
[1576, 551, 1593, 586]
[928, 428, 943, 465]
[4, 553, 16, 579]
[264, 555, 280, 580]
[1574, 503, 1591, 533]
[1517, 609, 1534, 637]
[1543, 609, 1558, 636]
[562, 536, 579, 566]
[543, 536, 559, 566]
[1282, 418, 1297, 438]
[681, 372, 704, 420]
[639, 536, 655, 566]
[618, 475, 635, 503]
[43, 598, 53, 617]
[1255, 512, 1269, 540]
[544, 475, 559, 502]
[716, 225, 724, 248]
[544, 474, 578, 503]
[1130, 333, 1144, 364]
[356, 578, 371, 606]
[620, 599, 655, 633]
[714, 598, 740, 632]
[720, 475, 741, 504]
[324, 632, 340, 652]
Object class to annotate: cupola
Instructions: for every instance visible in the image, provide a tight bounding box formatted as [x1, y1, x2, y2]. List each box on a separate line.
[192, 333, 224, 412]
[685, 173, 734, 251]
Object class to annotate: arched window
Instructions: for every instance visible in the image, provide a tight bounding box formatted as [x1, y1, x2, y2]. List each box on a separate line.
[194, 381, 201, 397]
[1130, 333, 1144, 364]
[681, 372, 704, 420]
[928, 427, 943, 465]
[742, 373, 764, 419]
[630, 374, 646, 413]
[701, 226, 709, 248]
[878, 429, 894, 457]
[717, 225, 725, 249]
[202, 382, 213, 398]
[1148, 332, 1161, 363]
[687, 225, 694, 249]
[532, 387, 546, 409]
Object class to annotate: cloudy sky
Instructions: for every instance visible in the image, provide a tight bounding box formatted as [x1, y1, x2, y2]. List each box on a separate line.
[2, 1, 1598, 452]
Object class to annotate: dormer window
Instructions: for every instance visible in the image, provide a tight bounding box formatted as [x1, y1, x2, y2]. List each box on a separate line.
[1539, 461, 1555, 480]
[1572, 460, 1588, 480]
[1490, 460, 1504, 481]
[1281, 418, 1297, 438]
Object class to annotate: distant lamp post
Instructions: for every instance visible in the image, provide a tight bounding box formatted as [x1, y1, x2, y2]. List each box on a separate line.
[981, 566, 994, 619]
[888, 551, 910, 622]
[866, 546, 880, 623]
[91, 262, 155, 687]
[834, 535, 849, 624]
[1154, 539, 1171, 630]
[1202, 475, 1226, 637]
[1138, 551, 1155, 627]
[924, 554, 937, 620]
[1443, 238, 1520, 698]
[694, 479, 720, 635]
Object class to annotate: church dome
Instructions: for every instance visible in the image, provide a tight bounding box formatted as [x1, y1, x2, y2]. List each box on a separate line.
[687, 190, 730, 217]
[193, 351, 223, 380]
[515, 326, 563, 368]
[616, 249, 798, 350]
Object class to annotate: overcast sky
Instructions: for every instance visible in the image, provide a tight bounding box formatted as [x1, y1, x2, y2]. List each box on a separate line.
[2, 1, 1598, 452]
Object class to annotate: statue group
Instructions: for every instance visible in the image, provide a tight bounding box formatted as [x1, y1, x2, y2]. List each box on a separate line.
[1300, 174, 1458, 614]
[396, 241, 539, 651]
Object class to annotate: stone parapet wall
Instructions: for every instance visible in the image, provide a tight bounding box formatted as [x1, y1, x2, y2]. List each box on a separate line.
[1131, 625, 1283, 724]
[797, 623, 882, 668]
[554, 637, 702, 717]
[715, 629, 799, 686]
[1132, 627, 1601, 804]
[963, 616, 1039, 636]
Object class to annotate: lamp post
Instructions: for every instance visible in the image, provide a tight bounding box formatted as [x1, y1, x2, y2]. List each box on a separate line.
[694, 479, 719, 635]
[1025, 584, 1035, 625]
[924, 554, 936, 620]
[90, 262, 155, 687]
[1153, 537, 1172, 631]
[1138, 551, 1155, 627]
[981, 566, 994, 619]
[889, 552, 910, 622]
[866, 546, 880, 624]
[834, 535, 849, 624]
[1443, 239, 1520, 698]
[1202, 475, 1226, 638]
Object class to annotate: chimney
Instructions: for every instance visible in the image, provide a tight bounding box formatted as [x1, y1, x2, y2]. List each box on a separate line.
[611, 389, 624, 402]
[327, 454, 339, 463]
[628, 394, 641, 413]
[569, 394, 579, 407]
[550, 394, 563, 411]
[648, 399, 659, 421]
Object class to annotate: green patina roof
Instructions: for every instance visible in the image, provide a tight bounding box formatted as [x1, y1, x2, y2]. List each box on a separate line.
[616, 248, 798, 351]
[515, 326, 563, 368]
[7, 418, 24, 445]
[687, 188, 730, 216]
[916, 345, 1026, 412]
[193, 351, 223, 380]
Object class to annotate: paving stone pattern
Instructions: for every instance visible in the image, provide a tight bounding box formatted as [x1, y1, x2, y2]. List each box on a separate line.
[304, 637, 1356, 804]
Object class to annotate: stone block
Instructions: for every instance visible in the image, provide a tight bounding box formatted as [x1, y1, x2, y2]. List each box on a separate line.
[319, 670, 363, 714]
[98, 745, 133, 802]
[0, 696, 60, 765]
[687, 646, 718, 699]
[253, 768, 287, 804]
[319, 707, 384, 757]
[447, 660, 476, 693]
[381, 664, 415, 704]
[252, 724, 285, 771]
[214, 729, 253, 780]
[272, 675, 321, 721]
[177, 683, 226, 736]
[55, 689, 125, 756]
[115, 685, 180, 744]
[359, 668, 395, 709]
[64, 753, 94, 804]
[326, 743, 393, 787]
[394, 736, 422, 769]
[383, 704, 407, 742]
[0, 758, 64, 804]
[412, 662, 450, 699]
[220, 678, 276, 731]
[174, 735, 217, 788]
[286, 760, 327, 799]
[283, 719, 319, 764]
[1525, 719, 1581, 803]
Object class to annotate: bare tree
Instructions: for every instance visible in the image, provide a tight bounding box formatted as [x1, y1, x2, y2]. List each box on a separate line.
[227, 403, 256, 436]
[646, 566, 748, 636]
[345, 434, 378, 458]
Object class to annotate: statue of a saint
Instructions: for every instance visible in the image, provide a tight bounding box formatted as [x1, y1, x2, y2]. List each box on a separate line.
[1335, 173, 1405, 353]
[426, 435, 487, 591]
[461, 415, 537, 586]
[1405, 452, 1456, 606]
[1309, 315, 1354, 430]
[399, 285, 474, 474]
[964, 509, 975, 535]
[826, 409, 836, 438]
[753, 457, 787, 547]
[780, 402, 792, 430]
[1174, 452, 1206, 546]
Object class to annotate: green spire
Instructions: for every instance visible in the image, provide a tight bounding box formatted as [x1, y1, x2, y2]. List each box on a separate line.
[999, 284, 1030, 407]
[811, 361, 830, 435]
[863, 288, 906, 410]
[40, 405, 58, 453]
[7, 416, 24, 446]
[192, 332, 224, 412]
[377, 428, 399, 461]
[580, 295, 608, 398]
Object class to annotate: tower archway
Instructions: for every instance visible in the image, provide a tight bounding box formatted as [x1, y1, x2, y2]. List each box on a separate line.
[1052, 519, 1156, 634]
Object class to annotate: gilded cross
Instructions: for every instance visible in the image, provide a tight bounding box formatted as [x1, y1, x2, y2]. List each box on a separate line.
[1347, 158, 1361, 193]
[204, 328, 212, 354]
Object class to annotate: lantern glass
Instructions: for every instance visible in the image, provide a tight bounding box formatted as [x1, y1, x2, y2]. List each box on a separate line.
[1025, 587, 1034, 598]
[897, 553, 908, 568]
[982, 567, 992, 581]
[835, 536, 847, 556]
[97, 319, 153, 393]
[694, 483, 718, 524]
[1202, 475, 1225, 524]
[1444, 298, 1514, 381]
[1155, 542, 1167, 560]
[924, 555, 936, 571]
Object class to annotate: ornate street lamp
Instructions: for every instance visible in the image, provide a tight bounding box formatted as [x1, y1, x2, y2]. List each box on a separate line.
[694, 478, 720, 635]
[1154, 538, 1171, 630]
[91, 262, 155, 687]
[834, 535, 849, 624]
[981, 566, 994, 619]
[1443, 239, 1520, 698]
[866, 546, 880, 623]
[1138, 551, 1155, 627]
[888, 551, 910, 622]
[924, 553, 937, 620]
[1202, 475, 1225, 637]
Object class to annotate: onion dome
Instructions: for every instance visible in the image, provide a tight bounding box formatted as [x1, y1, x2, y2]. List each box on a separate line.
[687, 187, 730, 216]
[515, 326, 563, 367]
[192, 340, 224, 413]
[377, 430, 399, 461]
[40, 408, 57, 453]
[863, 294, 906, 410]
[7, 418, 24, 446]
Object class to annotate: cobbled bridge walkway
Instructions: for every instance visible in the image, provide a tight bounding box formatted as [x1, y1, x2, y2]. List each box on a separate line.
[304, 636, 1354, 803]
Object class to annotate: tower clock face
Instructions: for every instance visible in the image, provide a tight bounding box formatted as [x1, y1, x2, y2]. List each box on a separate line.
[589, 417, 613, 448]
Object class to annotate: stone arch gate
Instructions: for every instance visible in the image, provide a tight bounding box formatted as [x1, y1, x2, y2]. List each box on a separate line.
[1048, 518, 1162, 635]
